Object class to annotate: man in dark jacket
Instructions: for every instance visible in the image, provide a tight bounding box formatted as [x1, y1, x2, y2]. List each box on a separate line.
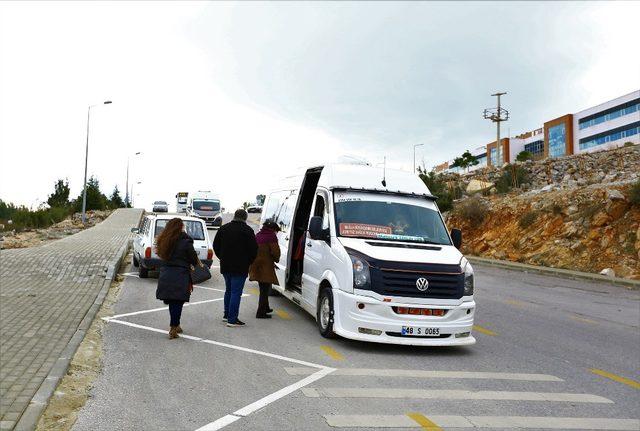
[213, 209, 258, 326]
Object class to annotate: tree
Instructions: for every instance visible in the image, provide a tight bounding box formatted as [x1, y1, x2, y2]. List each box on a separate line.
[256, 194, 266, 206]
[516, 151, 533, 162]
[73, 176, 108, 212]
[242, 201, 251, 209]
[47, 179, 70, 208]
[109, 186, 125, 208]
[417, 168, 462, 213]
[451, 150, 479, 173]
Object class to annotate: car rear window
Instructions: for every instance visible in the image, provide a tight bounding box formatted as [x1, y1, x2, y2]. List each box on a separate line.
[154, 219, 205, 241]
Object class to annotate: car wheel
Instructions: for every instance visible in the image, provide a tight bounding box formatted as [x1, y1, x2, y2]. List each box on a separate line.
[317, 287, 336, 338]
[132, 253, 139, 268]
[139, 265, 149, 278]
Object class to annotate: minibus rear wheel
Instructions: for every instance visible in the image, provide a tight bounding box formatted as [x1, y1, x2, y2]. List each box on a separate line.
[317, 287, 336, 338]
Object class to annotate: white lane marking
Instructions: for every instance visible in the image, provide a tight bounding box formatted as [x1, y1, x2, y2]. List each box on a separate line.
[324, 414, 640, 430]
[233, 367, 334, 417]
[104, 294, 248, 320]
[196, 414, 241, 431]
[284, 367, 563, 382]
[122, 272, 139, 277]
[105, 298, 225, 320]
[104, 318, 335, 431]
[302, 388, 613, 403]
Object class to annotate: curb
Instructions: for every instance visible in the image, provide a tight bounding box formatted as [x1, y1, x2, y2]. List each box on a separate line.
[14, 213, 141, 431]
[468, 255, 640, 289]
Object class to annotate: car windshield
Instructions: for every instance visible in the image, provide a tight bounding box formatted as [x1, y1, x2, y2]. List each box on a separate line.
[154, 201, 167, 205]
[193, 200, 220, 211]
[177, 198, 188, 204]
[155, 219, 205, 241]
[334, 193, 451, 245]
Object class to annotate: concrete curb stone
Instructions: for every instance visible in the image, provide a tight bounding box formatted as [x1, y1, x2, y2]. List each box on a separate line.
[468, 255, 640, 289]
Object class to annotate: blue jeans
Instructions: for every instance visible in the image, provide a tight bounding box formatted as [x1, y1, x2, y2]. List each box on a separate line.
[223, 273, 247, 323]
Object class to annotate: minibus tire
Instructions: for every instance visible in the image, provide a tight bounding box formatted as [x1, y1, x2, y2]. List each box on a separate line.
[139, 265, 149, 279]
[132, 254, 139, 268]
[317, 287, 336, 338]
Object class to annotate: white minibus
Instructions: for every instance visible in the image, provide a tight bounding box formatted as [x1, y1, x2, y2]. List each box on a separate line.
[261, 163, 476, 346]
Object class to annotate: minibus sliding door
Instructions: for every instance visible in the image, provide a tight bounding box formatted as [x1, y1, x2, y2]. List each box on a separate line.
[286, 166, 323, 290]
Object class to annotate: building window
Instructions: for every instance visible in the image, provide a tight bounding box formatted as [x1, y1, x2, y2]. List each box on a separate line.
[548, 123, 567, 157]
[524, 140, 544, 157]
[578, 99, 639, 130]
[490, 147, 497, 166]
[579, 121, 640, 150]
[475, 153, 487, 168]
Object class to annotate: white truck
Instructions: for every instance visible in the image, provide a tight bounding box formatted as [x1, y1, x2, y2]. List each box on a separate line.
[187, 191, 223, 228]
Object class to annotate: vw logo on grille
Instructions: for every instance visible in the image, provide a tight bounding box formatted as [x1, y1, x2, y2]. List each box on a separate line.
[416, 277, 429, 291]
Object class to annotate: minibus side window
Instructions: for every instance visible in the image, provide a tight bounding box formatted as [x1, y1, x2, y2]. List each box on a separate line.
[313, 194, 329, 230]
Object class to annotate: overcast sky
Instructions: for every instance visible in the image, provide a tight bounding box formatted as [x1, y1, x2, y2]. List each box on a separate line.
[1, 1, 638, 211]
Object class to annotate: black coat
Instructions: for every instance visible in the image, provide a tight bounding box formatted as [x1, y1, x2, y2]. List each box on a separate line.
[212, 219, 258, 275]
[156, 232, 199, 303]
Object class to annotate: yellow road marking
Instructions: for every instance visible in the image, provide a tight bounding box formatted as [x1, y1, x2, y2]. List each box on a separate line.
[570, 315, 597, 324]
[590, 368, 640, 390]
[473, 324, 497, 336]
[406, 413, 442, 430]
[320, 345, 344, 361]
[504, 299, 526, 308]
[248, 288, 259, 295]
[275, 309, 292, 320]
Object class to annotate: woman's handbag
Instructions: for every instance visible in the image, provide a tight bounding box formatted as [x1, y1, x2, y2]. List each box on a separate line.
[190, 258, 212, 285]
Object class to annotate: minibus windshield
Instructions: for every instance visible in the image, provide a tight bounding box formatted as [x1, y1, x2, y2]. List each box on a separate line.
[193, 200, 220, 211]
[334, 194, 451, 245]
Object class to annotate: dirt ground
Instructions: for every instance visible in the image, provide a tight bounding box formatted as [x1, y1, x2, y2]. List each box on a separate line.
[35, 257, 127, 431]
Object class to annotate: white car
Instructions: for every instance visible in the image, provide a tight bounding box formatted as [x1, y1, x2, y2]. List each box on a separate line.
[131, 214, 213, 278]
[152, 201, 169, 212]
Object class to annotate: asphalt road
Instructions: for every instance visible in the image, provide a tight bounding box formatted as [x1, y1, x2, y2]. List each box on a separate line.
[73, 217, 640, 431]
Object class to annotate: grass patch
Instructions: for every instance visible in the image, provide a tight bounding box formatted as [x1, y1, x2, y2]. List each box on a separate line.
[456, 197, 488, 227]
[518, 210, 539, 229]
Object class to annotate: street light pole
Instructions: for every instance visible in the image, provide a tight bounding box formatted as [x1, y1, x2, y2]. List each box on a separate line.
[81, 101, 112, 224]
[125, 151, 141, 207]
[413, 143, 424, 173]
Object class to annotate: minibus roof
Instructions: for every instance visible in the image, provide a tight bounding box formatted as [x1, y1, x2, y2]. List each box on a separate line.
[318, 164, 434, 198]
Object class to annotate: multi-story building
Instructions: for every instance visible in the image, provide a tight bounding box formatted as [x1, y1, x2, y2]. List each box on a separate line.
[434, 90, 639, 172]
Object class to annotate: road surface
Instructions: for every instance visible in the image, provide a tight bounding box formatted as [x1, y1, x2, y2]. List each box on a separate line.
[73, 217, 640, 431]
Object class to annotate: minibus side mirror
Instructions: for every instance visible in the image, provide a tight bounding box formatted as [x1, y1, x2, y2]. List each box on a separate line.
[451, 228, 462, 249]
[309, 216, 330, 242]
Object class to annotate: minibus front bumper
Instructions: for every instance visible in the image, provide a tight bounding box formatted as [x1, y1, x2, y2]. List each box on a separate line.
[332, 289, 476, 346]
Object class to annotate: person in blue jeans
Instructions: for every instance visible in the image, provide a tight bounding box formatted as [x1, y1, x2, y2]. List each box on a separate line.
[213, 209, 258, 327]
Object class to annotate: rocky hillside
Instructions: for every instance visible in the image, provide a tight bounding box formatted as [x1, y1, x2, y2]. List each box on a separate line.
[441, 146, 640, 280]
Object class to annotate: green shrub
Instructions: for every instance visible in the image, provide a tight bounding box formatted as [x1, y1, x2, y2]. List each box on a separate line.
[418, 170, 462, 213]
[551, 204, 563, 215]
[495, 164, 529, 194]
[518, 210, 538, 229]
[516, 151, 533, 162]
[456, 197, 487, 227]
[623, 141, 635, 147]
[630, 179, 640, 206]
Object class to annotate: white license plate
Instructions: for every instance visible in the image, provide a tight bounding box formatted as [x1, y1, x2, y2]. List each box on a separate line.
[401, 326, 440, 336]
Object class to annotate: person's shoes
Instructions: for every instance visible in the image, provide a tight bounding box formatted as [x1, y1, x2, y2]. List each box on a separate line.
[222, 316, 228, 322]
[256, 314, 272, 319]
[226, 320, 246, 327]
[176, 326, 183, 334]
[169, 326, 179, 339]
[267, 308, 274, 314]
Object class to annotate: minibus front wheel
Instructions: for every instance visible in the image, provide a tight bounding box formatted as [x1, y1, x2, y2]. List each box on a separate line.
[317, 287, 336, 338]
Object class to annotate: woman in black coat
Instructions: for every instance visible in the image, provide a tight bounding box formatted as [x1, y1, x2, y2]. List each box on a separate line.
[155, 218, 201, 339]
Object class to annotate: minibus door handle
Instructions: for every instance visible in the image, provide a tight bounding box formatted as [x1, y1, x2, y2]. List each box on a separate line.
[306, 242, 312, 247]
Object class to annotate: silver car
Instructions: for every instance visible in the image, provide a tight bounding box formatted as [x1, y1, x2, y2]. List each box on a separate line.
[152, 201, 169, 212]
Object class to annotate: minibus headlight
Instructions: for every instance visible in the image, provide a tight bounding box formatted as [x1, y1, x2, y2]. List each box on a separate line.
[461, 258, 474, 295]
[349, 254, 371, 289]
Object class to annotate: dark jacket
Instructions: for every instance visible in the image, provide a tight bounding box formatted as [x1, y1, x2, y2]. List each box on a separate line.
[156, 232, 199, 303]
[213, 219, 258, 275]
[249, 227, 281, 285]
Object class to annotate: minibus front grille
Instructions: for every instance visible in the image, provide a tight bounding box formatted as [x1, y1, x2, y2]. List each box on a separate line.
[371, 265, 464, 299]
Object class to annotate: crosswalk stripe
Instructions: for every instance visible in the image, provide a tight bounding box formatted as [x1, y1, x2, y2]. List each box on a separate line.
[324, 415, 640, 430]
[407, 413, 443, 430]
[284, 367, 563, 381]
[302, 388, 612, 403]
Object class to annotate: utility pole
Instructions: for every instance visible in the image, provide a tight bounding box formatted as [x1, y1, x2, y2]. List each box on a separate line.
[413, 143, 424, 173]
[483, 92, 509, 167]
[82, 100, 112, 224]
[125, 152, 141, 207]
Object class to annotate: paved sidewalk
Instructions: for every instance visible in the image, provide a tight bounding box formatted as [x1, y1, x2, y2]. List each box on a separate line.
[0, 209, 143, 430]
